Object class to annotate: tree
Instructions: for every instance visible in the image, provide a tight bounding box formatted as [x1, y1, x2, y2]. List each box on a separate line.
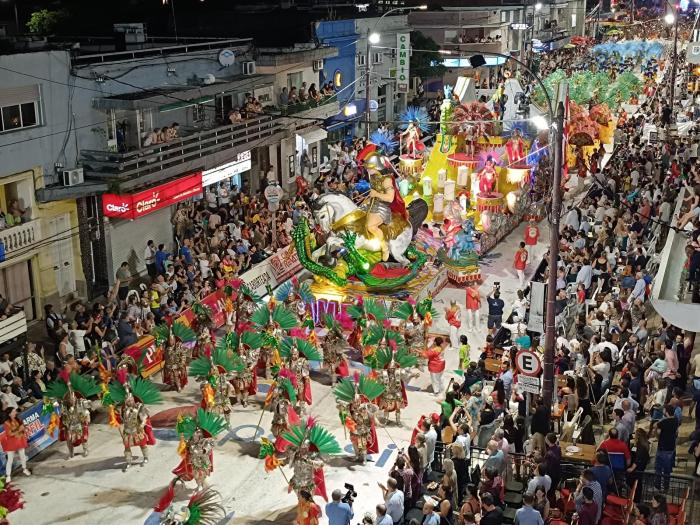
[26, 9, 66, 35]
[410, 31, 446, 80]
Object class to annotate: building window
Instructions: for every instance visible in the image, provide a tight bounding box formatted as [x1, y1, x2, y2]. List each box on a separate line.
[571, 13, 577, 29]
[287, 71, 304, 91]
[0, 85, 41, 133]
[357, 53, 366, 67]
[193, 104, 206, 122]
[372, 52, 383, 65]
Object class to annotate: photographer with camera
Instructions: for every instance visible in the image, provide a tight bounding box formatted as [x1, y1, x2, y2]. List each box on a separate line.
[326, 487, 355, 525]
[486, 285, 505, 335]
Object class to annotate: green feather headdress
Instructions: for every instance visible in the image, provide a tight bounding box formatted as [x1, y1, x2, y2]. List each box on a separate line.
[333, 375, 386, 403]
[370, 345, 418, 370]
[279, 336, 322, 362]
[390, 301, 415, 321]
[362, 324, 405, 348]
[321, 313, 342, 336]
[105, 376, 163, 406]
[45, 372, 101, 401]
[189, 345, 244, 378]
[176, 408, 229, 439]
[416, 297, 438, 320]
[152, 322, 196, 347]
[281, 417, 341, 455]
[251, 304, 299, 331]
[347, 297, 388, 323]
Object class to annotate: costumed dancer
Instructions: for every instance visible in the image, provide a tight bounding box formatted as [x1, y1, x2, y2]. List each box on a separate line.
[188, 344, 238, 423]
[259, 417, 341, 502]
[267, 370, 300, 441]
[251, 302, 299, 379]
[191, 302, 215, 358]
[154, 481, 225, 525]
[0, 477, 24, 518]
[478, 156, 498, 197]
[319, 314, 350, 385]
[333, 374, 384, 464]
[154, 323, 197, 392]
[371, 346, 418, 426]
[505, 128, 526, 166]
[400, 120, 425, 158]
[44, 369, 100, 458]
[223, 331, 263, 407]
[445, 300, 462, 350]
[103, 372, 162, 470]
[392, 297, 437, 369]
[275, 277, 314, 329]
[220, 279, 260, 330]
[280, 337, 321, 415]
[347, 296, 389, 358]
[359, 151, 408, 262]
[172, 409, 228, 490]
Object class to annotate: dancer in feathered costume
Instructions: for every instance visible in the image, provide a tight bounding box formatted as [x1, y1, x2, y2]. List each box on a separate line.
[279, 337, 321, 415]
[44, 369, 100, 458]
[220, 279, 260, 331]
[153, 322, 197, 393]
[392, 297, 437, 368]
[333, 374, 384, 464]
[154, 480, 226, 525]
[266, 370, 300, 442]
[172, 409, 228, 490]
[319, 314, 350, 385]
[103, 372, 162, 469]
[371, 345, 418, 426]
[259, 416, 341, 502]
[0, 477, 24, 522]
[250, 302, 299, 379]
[346, 296, 389, 356]
[275, 277, 314, 329]
[191, 301, 215, 359]
[228, 331, 264, 407]
[189, 345, 238, 422]
[398, 106, 431, 157]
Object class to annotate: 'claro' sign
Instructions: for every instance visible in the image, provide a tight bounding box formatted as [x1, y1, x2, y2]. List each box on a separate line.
[102, 172, 203, 220]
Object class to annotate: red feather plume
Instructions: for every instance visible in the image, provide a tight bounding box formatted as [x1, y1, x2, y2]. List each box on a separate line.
[153, 478, 178, 512]
[115, 368, 129, 385]
[58, 366, 71, 385]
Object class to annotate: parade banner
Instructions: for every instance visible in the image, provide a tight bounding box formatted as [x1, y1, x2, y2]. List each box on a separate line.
[0, 402, 58, 471]
[124, 335, 164, 378]
[396, 33, 411, 94]
[176, 290, 226, 330]
[240, 244, 302, 297]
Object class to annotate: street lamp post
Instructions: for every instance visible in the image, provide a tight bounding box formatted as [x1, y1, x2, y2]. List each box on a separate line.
[667, 9, 679, 110]
[364, 5, 427, 140]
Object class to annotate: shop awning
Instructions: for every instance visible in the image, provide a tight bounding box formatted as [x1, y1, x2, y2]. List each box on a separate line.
[296, 126, 327, 144]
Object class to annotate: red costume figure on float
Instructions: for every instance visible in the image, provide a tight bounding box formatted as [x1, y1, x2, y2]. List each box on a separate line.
[478, 157, 498, 196]
[400, 121, 425, 158]
[505, 129, 526, 166]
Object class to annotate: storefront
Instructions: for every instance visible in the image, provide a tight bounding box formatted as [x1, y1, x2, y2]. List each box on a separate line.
[202, 150, 252, 193]
[101, 172, 203, 281]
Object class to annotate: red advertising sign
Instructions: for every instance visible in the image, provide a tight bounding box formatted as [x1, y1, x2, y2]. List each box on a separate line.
[124, 335, 164, 378]
[177, 290, 226, 329]
[102, 172, 203, 219]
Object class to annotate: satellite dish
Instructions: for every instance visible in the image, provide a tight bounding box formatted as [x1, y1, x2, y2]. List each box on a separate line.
[202, 74, 216, 85]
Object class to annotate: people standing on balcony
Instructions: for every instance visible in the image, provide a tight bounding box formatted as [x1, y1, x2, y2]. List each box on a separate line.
[289, 86, 299, 104]
[299, 82, 308, 102]
[166, 122, 179, 141]
[279, 87, 289, 108]
[308, 83, 320, 102]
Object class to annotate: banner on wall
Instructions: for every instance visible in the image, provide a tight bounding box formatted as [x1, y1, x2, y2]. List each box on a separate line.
[396, 33, 411, 94]
[240, 245, 302, 297]
[124, 335, 164, 378]
[0, 402, 58, 471]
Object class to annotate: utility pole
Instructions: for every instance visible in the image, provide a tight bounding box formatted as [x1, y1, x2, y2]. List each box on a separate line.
[541, 96, 566, 416]
[670, 8, 679, 111]
[365, 29, 372, 140]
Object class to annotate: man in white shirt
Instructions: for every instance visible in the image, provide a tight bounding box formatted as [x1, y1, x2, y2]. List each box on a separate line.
[379, 478, 404, 525]
[0, 385, 19, 409]
[527, 463, 552, 494]
[629, 272, 647, 302]
[576, 260, 593, 290]
[422, 419, 437, 474]
[564, 207, 580, 231]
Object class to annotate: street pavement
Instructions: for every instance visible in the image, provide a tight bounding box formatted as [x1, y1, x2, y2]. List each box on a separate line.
[10, 220, 550, 525]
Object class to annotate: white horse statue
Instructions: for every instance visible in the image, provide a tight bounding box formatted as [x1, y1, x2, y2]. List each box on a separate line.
[311, 193, 427, 266]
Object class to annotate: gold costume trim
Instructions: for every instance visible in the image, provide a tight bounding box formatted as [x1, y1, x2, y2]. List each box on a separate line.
[331, 210, 409, 242]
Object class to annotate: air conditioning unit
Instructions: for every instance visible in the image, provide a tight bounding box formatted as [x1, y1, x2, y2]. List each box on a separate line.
[62, 168, 84, 187]
[242, 61, 256, 75]
[313, 59, 324, 72]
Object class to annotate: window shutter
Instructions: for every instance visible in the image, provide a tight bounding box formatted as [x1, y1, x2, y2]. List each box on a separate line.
[0, 85, 40, 107]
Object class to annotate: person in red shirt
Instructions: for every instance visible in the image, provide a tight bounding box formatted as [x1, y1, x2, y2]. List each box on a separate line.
[465, 282, 481, 332]
[597, 427, 631, 465]
[514, 242, 528, 290]
[423, 337, 447, 396]
[524, 220, 540, 260]
[445, 301, 462, 350]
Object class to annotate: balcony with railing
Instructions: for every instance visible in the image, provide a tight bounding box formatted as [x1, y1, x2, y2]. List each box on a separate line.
[0, 220, 41, 256]
[0, 310, 27, 347]
[442, 41, 506, 55]
[79, 115, 286, 190]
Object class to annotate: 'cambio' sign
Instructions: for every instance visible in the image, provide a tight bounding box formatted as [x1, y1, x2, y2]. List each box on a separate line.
[396, 33, 410, 94]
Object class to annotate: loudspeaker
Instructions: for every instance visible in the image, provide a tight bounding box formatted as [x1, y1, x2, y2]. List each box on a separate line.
[469, 54, 486, 68]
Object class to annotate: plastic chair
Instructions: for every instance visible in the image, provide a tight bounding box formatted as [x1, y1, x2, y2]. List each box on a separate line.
[607, 452, 627, 472]
[572, 414, 592, 443]
[594, 388, 610, 424]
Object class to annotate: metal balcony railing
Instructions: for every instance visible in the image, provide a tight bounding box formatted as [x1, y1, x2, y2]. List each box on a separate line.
[275, 94, 339, 117]
[0, 310, 27, 346]
[0, 220, 41, 255]
[80, 115, 284, 181]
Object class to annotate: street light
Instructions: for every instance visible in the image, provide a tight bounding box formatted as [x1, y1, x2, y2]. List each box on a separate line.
[664, 12, 675, 24]
[535, 2, 543, 10]
[364, 4, 427, 139]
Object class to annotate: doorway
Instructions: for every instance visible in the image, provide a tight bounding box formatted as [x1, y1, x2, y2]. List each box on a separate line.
[46, 214, 76, 298]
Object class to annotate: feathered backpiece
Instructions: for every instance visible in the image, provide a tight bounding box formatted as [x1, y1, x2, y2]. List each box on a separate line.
[416, 296, 438, 321]
[280, 336, 322, 362]
[371, 345, 417, 370]
[347, 297, 388, 324]
[390, 301, 415, 321]
[281, 417, 341, 455]
[152, 322, 197, 347]
[106, 376, 162, 406]
[321, 313, 342, 336]
[274, 279, 314, 305]
[191, 301, 213, 324]
[334, 374, 386, 403]
[399, 106, 432, 133]
[0, 478, 24, 516]
[176, 408, 228, 440]
[251, 303, 298, 331]
[189, 344, 244, 378]
[369, 130, 398, 154]
[184, 487, 226, 525]
[45, 371, 101, 401]
[362, 324, 404, 348]
[449, 101, 494, 138]
[219, 331, 263, 353]
[224, 279, 261, 304]
[276, 374, 297, 404]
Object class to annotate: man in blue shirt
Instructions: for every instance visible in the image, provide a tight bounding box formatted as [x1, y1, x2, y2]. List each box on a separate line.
[514, 493, 544, 525]
[180, 239, 193, 266]
[325, 489, 353, 525]
[155, 243, 170, 274]
[486, 287, 505, 334]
